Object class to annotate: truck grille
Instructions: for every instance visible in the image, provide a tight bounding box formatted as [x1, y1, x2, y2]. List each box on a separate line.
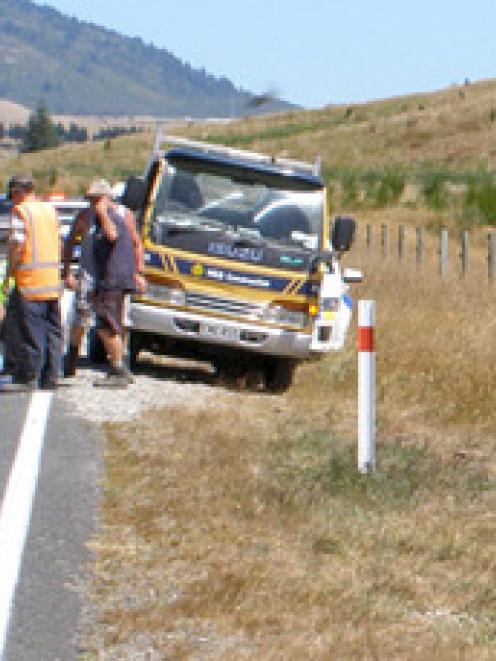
[186, 292, 264, 320]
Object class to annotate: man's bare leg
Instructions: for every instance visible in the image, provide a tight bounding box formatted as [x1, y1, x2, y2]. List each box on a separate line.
[97, 328, 123, 367]
[94, 328, 133, 387]
[64, 324, 86, 377]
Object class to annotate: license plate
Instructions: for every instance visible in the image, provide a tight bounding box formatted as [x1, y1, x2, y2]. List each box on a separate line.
[201, 322, 238, 341]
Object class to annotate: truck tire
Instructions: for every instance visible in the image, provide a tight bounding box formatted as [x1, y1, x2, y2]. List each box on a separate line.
[128, 330, 142, 371]
[265, 357, 298, 393]
[88, 328, 106, 364]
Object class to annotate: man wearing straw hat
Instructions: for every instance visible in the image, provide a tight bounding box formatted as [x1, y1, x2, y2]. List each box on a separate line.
[64, 178, 144, 388]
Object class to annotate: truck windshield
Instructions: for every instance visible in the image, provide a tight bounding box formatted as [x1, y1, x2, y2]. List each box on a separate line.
[151, 165, 323, 250]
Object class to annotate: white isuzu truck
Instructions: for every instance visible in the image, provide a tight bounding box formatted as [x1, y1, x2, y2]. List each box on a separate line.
[122, 133, 362, 391]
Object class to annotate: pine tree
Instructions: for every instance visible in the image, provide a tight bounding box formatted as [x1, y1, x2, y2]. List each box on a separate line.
[21, 102, 60, 153]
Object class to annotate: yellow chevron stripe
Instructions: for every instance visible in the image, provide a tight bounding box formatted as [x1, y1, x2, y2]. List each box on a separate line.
[284, 278, 305, 295]
[144, 239, 321, 281]
[291, 279, 305, 295]
[283, 279, 298, 294]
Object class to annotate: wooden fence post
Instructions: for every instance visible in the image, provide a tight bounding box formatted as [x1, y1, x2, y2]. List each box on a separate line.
[416, 226, 424, 267]
[366, 224, 373, 253]
[398, 225, 404, 260]
[439, 228, 448, 276]
[488, 232, 495, 283]
[460, 230, 469, 277]
[381, 224, 388, 258]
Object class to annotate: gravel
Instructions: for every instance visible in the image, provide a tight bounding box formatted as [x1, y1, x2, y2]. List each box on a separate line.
[59, 358, 230, 425]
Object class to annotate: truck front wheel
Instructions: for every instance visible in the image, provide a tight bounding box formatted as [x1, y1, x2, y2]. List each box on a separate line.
[265, 357, 298, 393]
[128, 330, 143, 371]
[88, 327, 106, 364]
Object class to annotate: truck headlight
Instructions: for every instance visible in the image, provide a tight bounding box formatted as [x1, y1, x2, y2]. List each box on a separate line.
[261, 305, 308, 328]
[146, 284, 186, 306]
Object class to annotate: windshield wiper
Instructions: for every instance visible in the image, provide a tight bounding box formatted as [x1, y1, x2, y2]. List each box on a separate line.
[158, 217, 225, 236]
[221, 227, 266, 248]
[163, 225, 200, 235]
[197, 218, 226, 231]
[228, 235, 265, 248]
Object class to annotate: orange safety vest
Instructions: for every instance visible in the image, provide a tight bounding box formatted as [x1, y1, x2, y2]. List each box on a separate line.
[14, 200, 61, 300]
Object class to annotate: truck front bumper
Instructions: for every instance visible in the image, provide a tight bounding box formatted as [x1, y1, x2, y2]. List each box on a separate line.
[130, 302, 313, 359]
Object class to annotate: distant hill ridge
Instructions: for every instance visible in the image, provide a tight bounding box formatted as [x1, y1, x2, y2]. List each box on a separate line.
[0, 0, 294, 117]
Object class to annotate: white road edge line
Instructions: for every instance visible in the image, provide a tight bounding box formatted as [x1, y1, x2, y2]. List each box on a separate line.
[0, 392, 53, 660]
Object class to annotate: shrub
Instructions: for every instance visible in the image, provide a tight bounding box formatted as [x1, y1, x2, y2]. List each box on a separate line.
[464, 180, 496, 225]
[358, 170, 405, 208]
[374, 170, 405, 207]
[421, 172, 448, 210]
[340, 172, 358, 206]
[21, 101, 59, 153]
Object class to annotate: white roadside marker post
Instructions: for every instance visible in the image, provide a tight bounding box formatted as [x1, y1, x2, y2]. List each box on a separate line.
[358, 300, 376, 473]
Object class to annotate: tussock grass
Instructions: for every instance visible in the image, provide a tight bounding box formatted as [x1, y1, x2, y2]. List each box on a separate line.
[0, 131, 155, 194]
[85, 235, 496, 658]
[4, 78, 496, 209]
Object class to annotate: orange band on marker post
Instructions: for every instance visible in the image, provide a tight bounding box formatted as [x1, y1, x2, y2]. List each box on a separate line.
[358, 326, 374, 352]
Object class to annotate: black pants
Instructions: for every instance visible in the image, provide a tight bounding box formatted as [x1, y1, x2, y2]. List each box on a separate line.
[0, 289, 25, 377]
[16, 292, 62, 386]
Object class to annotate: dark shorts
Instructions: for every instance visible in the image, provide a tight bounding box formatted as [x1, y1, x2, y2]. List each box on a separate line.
[93, 289, 126, 335]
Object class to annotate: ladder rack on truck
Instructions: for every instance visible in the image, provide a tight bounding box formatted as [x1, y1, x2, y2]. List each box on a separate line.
[152, 131, 322, 177]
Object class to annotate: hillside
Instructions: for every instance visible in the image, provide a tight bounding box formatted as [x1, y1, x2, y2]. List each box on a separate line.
[188, 77, 496, 171]
[0, 0, 294, 117]
[3, 78, 496, 226]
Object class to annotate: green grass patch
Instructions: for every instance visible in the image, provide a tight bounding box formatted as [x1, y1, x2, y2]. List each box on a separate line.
[464, 179, 496, 224]
[263, 430, 493, 514]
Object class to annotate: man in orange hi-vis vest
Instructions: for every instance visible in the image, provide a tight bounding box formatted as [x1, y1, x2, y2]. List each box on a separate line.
[1, 174, 62, 391]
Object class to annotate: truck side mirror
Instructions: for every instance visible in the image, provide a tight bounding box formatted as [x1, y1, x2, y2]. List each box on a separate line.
[331, 215, 356, 252]
[121, 176, 148, 212]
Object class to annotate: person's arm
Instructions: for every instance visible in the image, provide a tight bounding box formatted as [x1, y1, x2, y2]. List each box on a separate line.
[125, 210, 146, 293]
[94, 196, 118, 242]
[0, 260, 8, 314]
[2, 212, 24, 296]
[62, 209, 88, 286]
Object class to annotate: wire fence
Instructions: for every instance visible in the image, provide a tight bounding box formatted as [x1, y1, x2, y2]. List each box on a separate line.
[360, 223, 496, 283]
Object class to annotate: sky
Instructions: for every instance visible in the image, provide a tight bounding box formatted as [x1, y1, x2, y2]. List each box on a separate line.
[34, 0, 496, 109]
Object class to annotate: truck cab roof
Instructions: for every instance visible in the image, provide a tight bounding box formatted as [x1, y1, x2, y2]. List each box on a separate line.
[165, 147, 324, 192]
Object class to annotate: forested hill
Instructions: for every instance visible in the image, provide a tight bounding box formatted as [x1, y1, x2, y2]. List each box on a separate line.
[0, 0, 294, 117]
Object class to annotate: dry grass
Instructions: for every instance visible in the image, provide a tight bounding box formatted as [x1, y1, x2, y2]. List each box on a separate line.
[4, 78, 496, 198]
[0, 132, 155, 194]
[185, 78, 496, 171]
[5, 79, 494, 657]
[83, 235, 496, 659]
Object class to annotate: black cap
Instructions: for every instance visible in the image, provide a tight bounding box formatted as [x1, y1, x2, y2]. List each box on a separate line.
[7, 174, 34, 199]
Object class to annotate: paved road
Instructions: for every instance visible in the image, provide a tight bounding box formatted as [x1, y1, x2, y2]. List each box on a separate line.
[1, 392, 103, 661]
[0, 246, 101, 658]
